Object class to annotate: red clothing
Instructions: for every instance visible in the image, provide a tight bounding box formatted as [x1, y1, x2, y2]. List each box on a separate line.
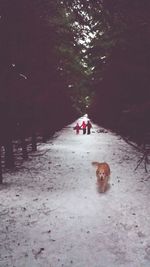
[81, 121, 86, 134]
[81, 121, 86, 129]
[74, 123, 80, 134]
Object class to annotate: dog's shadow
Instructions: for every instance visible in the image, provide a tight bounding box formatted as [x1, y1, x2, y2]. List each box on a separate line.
[96, 183, 111, 194]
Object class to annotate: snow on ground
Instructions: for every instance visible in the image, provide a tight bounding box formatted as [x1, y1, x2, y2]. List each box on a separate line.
[0, 115, 150, 267]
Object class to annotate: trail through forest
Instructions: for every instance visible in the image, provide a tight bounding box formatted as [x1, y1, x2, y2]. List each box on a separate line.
[0, 115, 150, 267]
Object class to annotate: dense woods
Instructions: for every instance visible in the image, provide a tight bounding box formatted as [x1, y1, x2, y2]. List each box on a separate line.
[0, 0, 150, 181]
[86, 0, 150, 143]
[0, 0, 86, 181]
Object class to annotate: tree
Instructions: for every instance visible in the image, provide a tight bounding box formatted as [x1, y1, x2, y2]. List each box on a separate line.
[0, 0, 88, 178]
[87, 0, 150, 139]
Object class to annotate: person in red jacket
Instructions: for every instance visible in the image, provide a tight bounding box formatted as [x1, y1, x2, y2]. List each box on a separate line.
[73, 122, 81, 134]
[81, 121, 86, 134]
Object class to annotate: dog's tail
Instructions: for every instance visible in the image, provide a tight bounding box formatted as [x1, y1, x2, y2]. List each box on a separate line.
[92, 161, 99, 167]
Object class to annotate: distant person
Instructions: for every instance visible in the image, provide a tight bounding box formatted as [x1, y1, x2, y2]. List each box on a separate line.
[86, 120, 92, 134]
[73, 122, 81, 134]
[81, 121, 86, 134]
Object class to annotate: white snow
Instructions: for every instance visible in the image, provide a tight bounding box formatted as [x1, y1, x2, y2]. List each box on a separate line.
[0, 115, 150, 267]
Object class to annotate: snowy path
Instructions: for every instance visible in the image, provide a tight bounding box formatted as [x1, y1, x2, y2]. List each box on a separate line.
[0, 116, 150, 267]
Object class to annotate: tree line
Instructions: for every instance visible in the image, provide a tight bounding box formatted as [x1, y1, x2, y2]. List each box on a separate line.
[86, 0, 150, 144]
[0, 0, 89, 182]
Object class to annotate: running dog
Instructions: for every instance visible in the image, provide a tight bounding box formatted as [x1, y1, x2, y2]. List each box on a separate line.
[92, 162, 110, 192]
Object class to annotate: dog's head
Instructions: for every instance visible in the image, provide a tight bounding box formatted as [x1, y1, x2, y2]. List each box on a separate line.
[92, 162, 110, 180]
[96, 167, 107, 181]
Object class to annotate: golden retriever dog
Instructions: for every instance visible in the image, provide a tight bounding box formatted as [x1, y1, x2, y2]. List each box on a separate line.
[92, 162, 110, 192]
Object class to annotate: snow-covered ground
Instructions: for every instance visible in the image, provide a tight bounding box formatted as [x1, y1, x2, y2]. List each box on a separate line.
[0, 115, 150, 267]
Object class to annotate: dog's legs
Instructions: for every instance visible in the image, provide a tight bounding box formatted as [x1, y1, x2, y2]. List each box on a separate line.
[101, 186, 105, 193]
[98, 183, 104, 193]
[100, 181, 107, 193]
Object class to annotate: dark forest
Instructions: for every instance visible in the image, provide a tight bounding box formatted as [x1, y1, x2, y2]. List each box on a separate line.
[0, 0, 150, 180]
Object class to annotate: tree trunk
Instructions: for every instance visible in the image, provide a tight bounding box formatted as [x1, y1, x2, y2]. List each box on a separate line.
[0, 146, 2, 184]
[32, 132, 37, 152]
[21, 137, 28, 159]
[4, 139, 14, 169]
